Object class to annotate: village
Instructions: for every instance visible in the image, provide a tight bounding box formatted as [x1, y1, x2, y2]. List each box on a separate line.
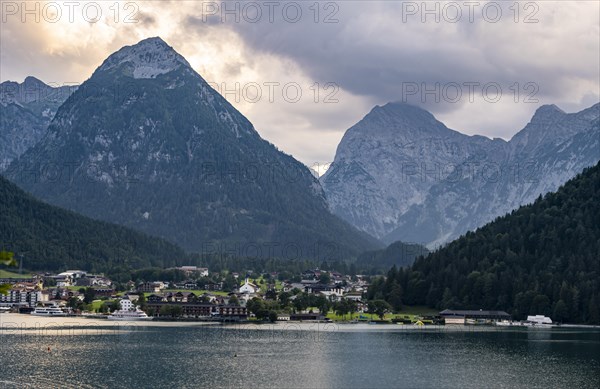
[0, 266, 369, 321]
[0, 266, 554, 327]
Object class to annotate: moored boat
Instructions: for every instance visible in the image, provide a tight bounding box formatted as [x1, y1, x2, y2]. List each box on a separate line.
[107, 298, 152, 321]
[31, 306, 67, 316]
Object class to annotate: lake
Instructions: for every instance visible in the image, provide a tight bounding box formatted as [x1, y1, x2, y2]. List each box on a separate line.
[0, 314, 599, 388]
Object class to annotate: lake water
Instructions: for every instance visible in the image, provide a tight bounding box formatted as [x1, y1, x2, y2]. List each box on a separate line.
[0, 314, 599, 388]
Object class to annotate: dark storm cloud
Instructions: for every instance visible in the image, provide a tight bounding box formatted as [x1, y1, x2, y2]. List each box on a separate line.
[183, 1, 598, 120]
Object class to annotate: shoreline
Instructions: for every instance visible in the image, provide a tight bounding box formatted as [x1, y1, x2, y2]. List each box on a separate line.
[1, 313, 599, 335]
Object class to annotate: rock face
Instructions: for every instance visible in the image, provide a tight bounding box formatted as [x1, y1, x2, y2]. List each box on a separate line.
[0, 77, 76, 170]
[321, 102, 600, 248]
[7, 37, 379, 259]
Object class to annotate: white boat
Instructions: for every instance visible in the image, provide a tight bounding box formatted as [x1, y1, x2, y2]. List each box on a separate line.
[107, 299, 152, 321]
[495, 320, 514, 326]
[31, 306, 67, 316]
[0, 306, 11, 313]
[526, 315, 553, 328]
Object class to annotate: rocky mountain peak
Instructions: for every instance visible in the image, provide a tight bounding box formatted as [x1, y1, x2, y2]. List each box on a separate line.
[322, 101, 599, 247]
[358, 102, 450, 137]
[97, 36, 191, 79]
[530, 104, 566, 124]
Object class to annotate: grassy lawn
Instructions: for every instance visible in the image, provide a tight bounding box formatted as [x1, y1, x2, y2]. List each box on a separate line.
[245, 277, 281, 293]
[0, 269, 32, 279]
[326, 305, 439, 322]
[89, 300, 105, 311]
[156, 289, 228, 296]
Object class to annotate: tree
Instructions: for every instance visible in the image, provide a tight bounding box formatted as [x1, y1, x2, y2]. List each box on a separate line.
[268, 311, 278, 323]
[159, 305, 182, 318]
[67, 297, 84, 311]
[293, 294, 308, 313]
[265, 289, 277, 300]
[553, 300, 568, 323]
[110, 299, 121, 312]
[246, 298, 264, 317]
[531, 294, 551, 316]
[315, 295, 331, 315]
[388, 284, 403, 312]
[137, 292, 147, 310]
[0, 251, 17, 295]
[368, 300, 391, 320]
[278, 292, 291, 308]
[319, 273, 331, 285]
[229, 295, 240, 306]
[335, 299, 357, 320]
[589, 295, 600, 324]
[83, 288, 96, 304]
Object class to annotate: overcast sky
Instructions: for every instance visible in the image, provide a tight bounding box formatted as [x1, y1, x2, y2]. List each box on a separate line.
[1, 1, 598, 168]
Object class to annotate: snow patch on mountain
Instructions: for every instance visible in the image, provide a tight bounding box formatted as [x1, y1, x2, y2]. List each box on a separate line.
[98, 37, 190, 79]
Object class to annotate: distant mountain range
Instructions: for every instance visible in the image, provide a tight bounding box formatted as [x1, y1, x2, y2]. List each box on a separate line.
[0, 77, 75, 170]
[321, 102, 600, 248]
[5, 37, 379, 261]
[0, 175, 185, 273]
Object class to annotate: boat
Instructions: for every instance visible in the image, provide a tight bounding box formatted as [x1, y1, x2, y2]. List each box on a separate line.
[525, 315, 553, 328]
[495, 320, 514, 327]
[31, 306, 67, 316]
[107, 299, 152, 321]
[0, 306, 11, 313]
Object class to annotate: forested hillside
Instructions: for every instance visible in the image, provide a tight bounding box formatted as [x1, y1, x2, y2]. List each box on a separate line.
[0, 175, 186, 273]
[357, 240, 429, 271]
[368, 162, 600, 323]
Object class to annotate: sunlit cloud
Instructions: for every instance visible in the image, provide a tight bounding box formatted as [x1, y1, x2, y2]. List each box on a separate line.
[1, 0, 598, 165]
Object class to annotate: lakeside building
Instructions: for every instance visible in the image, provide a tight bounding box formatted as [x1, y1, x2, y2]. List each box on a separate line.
[146, 301, 247, 320]
[440, 309, 511, 324]
[289, 313, 325, 321]
[0, 288, 44, 308]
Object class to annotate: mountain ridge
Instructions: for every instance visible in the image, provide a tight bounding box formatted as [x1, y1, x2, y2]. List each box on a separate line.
[322, 101, 600, 247]
[6, 37, 381, 260]
[0, 77, 76, 170]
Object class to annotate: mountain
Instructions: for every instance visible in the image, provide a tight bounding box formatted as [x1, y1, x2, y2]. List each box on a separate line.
[0, 175, 186, 273]
[7, 37, 379, 260]
[398, 162, 600, 324]
[0, 77, 76, 170]
[321, 102, 600, 247]
[356, 240, 429, 271]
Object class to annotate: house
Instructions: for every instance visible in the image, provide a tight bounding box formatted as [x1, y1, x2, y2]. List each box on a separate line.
[344, 291, 363, 301]
[174, 266, 209, 277]
[218, 305, 248, 320]
[76, 275, 112, 287]
[281, 282, 293, 293]
[147, 294, 165, 303]
[138, 281, 163, 293]
[304, 283, 330, 294]
[320, 288, 344, 302]
[93, 288, 115, 297]
[439, 309, 511, 324]
[55, 274, 73, 287]
[205, 282, 223, 291]
[165, 291, 195, 303]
